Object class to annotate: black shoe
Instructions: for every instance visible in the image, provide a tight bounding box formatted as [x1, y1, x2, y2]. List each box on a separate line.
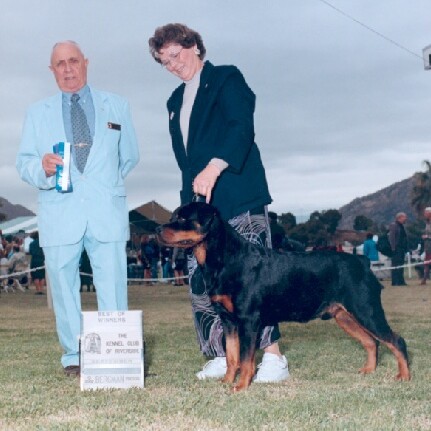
[64, 365, 80, 377]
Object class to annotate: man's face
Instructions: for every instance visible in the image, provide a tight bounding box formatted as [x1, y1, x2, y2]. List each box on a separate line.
[49, 43, 88, 93]
[424, 210, 431, 221]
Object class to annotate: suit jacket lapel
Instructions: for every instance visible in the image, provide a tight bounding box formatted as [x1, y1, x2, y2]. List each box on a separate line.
[46, 94, 66, 145]
[187, 61, 213, 154]
[169, 87, 188, 164]
[87, 88, 109, 168]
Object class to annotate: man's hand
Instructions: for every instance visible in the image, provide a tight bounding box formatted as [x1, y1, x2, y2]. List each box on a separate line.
[42, 153, 63, 177]
[193, 164, 221, 203]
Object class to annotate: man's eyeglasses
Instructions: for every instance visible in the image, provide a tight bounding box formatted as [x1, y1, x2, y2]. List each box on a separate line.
[159, 47, 184, 69]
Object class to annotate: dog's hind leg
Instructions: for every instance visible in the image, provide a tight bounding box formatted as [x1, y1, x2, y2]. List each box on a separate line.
[358, 275, 411, 380]
[355, 313, 410, 381]
[353, 307, 410, 381]
[329, 304, 378, 375]
[376, 334, 410, 381]
[330, 303, 410, 380]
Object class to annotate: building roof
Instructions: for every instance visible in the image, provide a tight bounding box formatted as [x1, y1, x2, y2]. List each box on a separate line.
[132, 200, 172, 225]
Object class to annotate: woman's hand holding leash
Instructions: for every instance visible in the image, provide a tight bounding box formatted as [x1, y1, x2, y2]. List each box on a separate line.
[192, 163, 221, 203]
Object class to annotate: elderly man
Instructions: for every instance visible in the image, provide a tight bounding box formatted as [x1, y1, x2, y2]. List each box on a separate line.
[388, 212, 408, 286]
[16, 41, 140, 376]
[420, 207, 431, 285]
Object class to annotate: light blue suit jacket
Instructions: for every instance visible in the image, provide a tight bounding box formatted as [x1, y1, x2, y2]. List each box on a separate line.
[16, 86, 140, 247]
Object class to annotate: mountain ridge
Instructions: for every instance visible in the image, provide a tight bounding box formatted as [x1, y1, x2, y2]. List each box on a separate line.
[0, 197, 35, 221]
[0, 174, 421, 231]
[338, 176, 416, 230]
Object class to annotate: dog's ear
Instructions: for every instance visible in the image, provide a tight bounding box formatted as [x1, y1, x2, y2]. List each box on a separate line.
[170, 207, 180, 222]
[170, 204, 189, 222]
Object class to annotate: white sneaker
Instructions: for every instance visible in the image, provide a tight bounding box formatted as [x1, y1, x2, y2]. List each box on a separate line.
[196, 357, 227, 380]
[253, 352, 290, 383]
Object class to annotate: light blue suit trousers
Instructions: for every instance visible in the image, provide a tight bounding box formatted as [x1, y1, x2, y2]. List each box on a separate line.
[44, 226, 128, 367]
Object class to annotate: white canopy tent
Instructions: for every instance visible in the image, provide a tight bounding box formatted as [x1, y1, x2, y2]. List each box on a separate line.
[0, 216, 38, 235]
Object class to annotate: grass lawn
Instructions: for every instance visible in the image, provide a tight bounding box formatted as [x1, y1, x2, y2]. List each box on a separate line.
[0, 276, 430, 431]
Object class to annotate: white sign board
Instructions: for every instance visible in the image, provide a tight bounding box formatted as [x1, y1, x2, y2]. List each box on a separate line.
[80, 310, 144, 390]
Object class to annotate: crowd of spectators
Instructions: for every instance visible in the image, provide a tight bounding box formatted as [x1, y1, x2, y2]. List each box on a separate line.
[0, 229, 43, 293]
[126, 233, 188, 285]
[0, 229, 96, 295]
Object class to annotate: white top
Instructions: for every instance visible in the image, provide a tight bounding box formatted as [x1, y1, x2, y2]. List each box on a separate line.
[180, 69, 228, 172]
[180, 70, 202, 149]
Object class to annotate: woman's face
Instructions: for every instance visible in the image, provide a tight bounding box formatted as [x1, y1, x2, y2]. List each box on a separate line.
[158, 43, 203, 81]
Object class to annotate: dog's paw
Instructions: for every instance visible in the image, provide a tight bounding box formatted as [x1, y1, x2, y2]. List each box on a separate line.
[359, 366, 375, 375]
[395, 371, 411, 381]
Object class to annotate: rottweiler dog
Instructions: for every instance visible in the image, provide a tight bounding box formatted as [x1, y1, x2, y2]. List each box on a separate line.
[157, 202, 410, 392]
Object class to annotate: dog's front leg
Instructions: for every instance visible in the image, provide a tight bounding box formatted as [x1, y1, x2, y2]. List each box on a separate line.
[212, 296, 240, 384]
[222, 323, 240, 384]
[233, 322, 259, 392]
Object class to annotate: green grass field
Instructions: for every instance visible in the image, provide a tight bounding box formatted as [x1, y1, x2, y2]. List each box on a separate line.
[0, 277, 430, 431]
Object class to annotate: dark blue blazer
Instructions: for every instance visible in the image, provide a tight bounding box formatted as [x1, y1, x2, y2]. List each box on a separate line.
[167, 61, 272, 221]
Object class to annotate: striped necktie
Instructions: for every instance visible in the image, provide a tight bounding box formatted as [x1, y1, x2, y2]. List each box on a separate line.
[71, 93, 92, 173]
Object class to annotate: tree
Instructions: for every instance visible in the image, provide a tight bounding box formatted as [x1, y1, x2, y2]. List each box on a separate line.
[405, 219, 424, 251]
[309, 211, 321, 222]
[353, 215, 373, 232]
[285, 209, 341, 248]
[288, 223, 311, 246]
[287, 217, 329, 247]
[411, 160, 431, 216]
[279, 212, 296, 230]
[319, 209, 342, 235]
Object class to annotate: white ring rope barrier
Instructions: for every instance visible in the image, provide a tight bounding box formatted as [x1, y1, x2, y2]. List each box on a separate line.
[0, 265, 188, 284]
[371, 259, 431, 272]
[2, 259, 430, 284]
[0, 265, 45, 280]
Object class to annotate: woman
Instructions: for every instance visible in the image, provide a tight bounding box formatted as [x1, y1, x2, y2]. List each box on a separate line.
[29, 232, 46, 295]
[149, 23, 289, 383]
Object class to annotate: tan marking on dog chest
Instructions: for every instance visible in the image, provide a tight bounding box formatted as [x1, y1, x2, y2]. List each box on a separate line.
[211, 294, 234, 313]
[194, 243, 207, 265]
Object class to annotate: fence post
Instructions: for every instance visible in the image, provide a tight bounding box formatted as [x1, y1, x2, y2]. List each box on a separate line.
[407, 253, 412, 279]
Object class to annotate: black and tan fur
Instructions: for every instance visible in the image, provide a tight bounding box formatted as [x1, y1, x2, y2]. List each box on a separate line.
[157, 202, 410, 392]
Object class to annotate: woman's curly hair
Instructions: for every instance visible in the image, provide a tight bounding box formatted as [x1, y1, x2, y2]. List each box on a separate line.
[149, 23, 206, 63]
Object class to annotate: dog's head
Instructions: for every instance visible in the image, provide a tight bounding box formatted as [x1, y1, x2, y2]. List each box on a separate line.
[156, 202, 220, 249]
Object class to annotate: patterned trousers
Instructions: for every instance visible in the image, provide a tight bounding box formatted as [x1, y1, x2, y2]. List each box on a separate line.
[187, 206, 281, 357]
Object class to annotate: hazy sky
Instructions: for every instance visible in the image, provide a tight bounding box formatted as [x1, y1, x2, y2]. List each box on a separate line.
[1, 0, 431, 217]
